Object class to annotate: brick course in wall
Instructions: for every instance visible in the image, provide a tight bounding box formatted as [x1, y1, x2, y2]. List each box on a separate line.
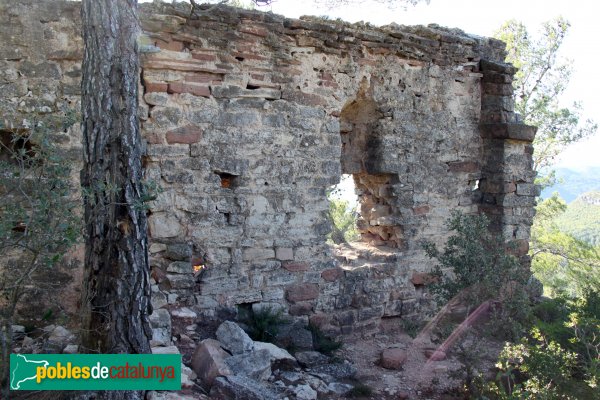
[0, 0, 537, 336]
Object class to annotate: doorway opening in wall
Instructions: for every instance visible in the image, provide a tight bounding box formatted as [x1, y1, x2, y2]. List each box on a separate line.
[327, 174, 360, 245]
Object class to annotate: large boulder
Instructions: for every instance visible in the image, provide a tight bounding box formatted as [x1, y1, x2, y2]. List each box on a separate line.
[225, 349, 272, 381]
[275, 321, 313, 350]
[210, 375, 279, 400]
[253, 341, 297, 369]
[192, 338, 232, 388]
[294, 351, 329, 368]
[216, 321, 254, 354]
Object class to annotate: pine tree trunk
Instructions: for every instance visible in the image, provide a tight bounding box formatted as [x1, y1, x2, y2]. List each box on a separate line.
[80, 0, 151, 397]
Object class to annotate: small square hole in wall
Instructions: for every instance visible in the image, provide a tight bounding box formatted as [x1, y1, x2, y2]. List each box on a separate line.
[215, 171, 237, 189]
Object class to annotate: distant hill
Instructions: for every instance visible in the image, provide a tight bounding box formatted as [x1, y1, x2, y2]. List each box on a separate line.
[540, 167, 600, 203]
[555, 191, 600, 246]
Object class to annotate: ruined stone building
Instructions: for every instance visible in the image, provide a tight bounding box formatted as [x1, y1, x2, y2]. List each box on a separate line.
[0, 0, 537, 336]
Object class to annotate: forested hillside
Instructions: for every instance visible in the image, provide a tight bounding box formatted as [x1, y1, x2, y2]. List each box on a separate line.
[555, 191, 600, 246]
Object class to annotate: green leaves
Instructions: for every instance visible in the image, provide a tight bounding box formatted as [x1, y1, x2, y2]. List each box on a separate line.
[494, 18, 598, 183]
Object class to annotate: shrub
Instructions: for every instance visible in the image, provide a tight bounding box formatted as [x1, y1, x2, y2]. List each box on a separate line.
[241, 306, 286, 343]
[308, 323, 342, 355]
[423, 211, 532, 339]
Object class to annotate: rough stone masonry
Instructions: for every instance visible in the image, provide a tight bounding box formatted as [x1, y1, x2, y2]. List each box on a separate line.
[0, 0, 537, 336]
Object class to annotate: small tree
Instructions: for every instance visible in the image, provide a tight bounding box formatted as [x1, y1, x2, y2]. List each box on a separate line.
[494, 18, 597, 186]
[0, 115, 80, 397]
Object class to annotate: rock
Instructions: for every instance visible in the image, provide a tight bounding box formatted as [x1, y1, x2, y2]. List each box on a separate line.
[171, 307, 197, 319]
[210, 375, 279, 400]
[293, 384, 317, 400]
[149, 308, 172, 346]
[294, 351, 329, 368]
[309, 361, 357, 380]
[225, 349, 272, 381]
[11, 325, 25, 340]
[424, 348, 447, 361]
[147, 391, 202, 400]
[165, 243, 192, 261]
[151, 291, 168, 309]
[216, 321, 254, 354]
[181, 363, 196, 389]
[62, 344, 79, 354]
[253, 341, 297, 368]
[381, 348, 407, 370]
[45, 326, 75, 353]
[327, 382, 354, 395]
[275, 322, 313, 350]
[278, 370, 302, 383]
[151, 345, 180, 354]
[192, 338, 232, 388]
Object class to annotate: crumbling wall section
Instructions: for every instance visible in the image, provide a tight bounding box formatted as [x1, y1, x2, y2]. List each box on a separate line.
[0, 0, 537, 336]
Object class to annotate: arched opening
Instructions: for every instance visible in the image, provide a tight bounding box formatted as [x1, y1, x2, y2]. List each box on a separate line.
[332, 82, 404, 249]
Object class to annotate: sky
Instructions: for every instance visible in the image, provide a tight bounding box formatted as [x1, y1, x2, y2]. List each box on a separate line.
[143, 0, 600, 170]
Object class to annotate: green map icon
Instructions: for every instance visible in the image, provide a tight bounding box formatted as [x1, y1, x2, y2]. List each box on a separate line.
[10, 354, 49, 390]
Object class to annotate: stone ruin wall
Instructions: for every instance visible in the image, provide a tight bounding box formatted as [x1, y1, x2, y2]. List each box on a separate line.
[0, 0, 537, 336]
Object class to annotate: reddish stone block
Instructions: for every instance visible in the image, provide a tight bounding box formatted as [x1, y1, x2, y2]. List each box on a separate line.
[157, 40, 184, 52]
[321, 268, 344, 282]
[191, 52, 217, 62]
[239, 26, 269, 37]
[411, 272, 437, 286]
[168, 82, 210, 98]
[381, 348, 407, 370]
[289, 301, 313, 316]
[286, 283, 319, 303]
[413, 205, 431, 215]
[166, 125, 202, 144]
[185, 73, 223, 84]
[447, 161, 479, 173]
[145, 132, 164, 144]
[282, 261, 310, 272]
[145, 81, 168, 93]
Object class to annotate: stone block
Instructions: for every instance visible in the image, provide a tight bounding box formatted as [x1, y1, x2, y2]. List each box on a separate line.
[166, 124, 202, 144]
[192, 338, 232, 389]
[286, 283, 319, 303]
[282, 261, 310, 272]
[225, 348, 272, 381]
[148, 213, 182, 239]
[275, 247, 294, 260]
[216, 321, 254, 354]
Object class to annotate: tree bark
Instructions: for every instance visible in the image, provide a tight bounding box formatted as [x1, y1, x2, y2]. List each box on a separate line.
[80, 0, 151, 387]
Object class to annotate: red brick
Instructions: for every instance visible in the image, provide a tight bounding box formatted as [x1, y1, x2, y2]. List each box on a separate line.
[239, 26, 269, 37]
[168, 82, 210, 97]
[321, 268, 344, 282]
[191, 53, 217, 62]
[282, 262, 310, 272]
[166, 125, 202, 144]
[145, 81, 168, 93]
[184, 73, 222, 84]
[286, 283, 319, 303]
[157, 40, 184, 52]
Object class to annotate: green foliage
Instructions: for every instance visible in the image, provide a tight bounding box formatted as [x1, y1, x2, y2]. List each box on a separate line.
[530, 193, 600, 297]
[348, 381, 374, 398]
[483, 292, 599, 398]
[308, 323, 342, 355]
[423, 211, 528, 312]
[327, 197, 359, 244]
[0, 115, 80, 394]
[494, 18, 597, 185]
[240, 306, 286, 343]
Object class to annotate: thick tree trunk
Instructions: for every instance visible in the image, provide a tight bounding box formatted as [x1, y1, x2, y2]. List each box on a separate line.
[80, 0, 151, 384]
